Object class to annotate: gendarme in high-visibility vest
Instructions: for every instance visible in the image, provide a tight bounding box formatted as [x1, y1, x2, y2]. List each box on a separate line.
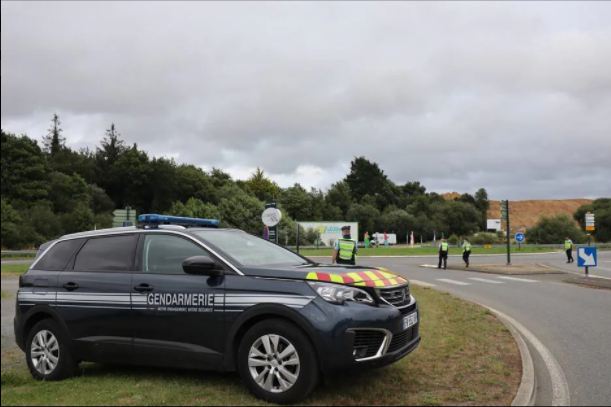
[338, 239, 357, 264]
[463, 242, 472, 252]
[440, 242, 449, 252]
[565, 240, 573, 250]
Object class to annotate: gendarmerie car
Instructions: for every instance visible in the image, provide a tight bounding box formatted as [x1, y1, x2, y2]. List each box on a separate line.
[14, 215, 420, 404]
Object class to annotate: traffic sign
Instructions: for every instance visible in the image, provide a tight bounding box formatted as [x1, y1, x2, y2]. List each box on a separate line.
[262, 208, 282, 227]
[585, 213, 595, 231]
[113, 207, 137, 228]
[515, 233, 525, 243]
[578, 247, 597, 268]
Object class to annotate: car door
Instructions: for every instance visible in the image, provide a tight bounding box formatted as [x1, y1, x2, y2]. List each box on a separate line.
[56, 234, 138, 364]
[131, 233, 226, 370]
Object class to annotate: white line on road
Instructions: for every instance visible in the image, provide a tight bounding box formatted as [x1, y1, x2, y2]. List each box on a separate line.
[436, 279, 471, 286]
[420, 264, 438, 268]
[483, 306, 571, 406]
[409, 280, 436, 288]
[497, 277, 539, 283]
[468, 278, 506, 284]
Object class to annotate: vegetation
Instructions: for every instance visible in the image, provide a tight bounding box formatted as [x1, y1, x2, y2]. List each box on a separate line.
[527, 215, 587, 244]
[1, 286, 520, 406]
[574, 199, 611, 243]
[2, 116, 493, 249]
[1, 264, 30, 277]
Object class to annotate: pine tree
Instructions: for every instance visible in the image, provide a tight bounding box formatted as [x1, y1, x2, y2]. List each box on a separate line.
[42, 114, 66, 155]
[98, 123, 126, 165]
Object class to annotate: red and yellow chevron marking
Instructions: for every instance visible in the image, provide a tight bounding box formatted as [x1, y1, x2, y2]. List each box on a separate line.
[306, 270, 407, 288]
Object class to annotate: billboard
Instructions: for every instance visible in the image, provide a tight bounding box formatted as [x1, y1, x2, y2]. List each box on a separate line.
[487, 219, 502, 232]
[298, 222, 359, 247]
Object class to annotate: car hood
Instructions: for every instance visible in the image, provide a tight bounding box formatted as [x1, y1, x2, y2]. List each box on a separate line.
[240, 263, 408, 288]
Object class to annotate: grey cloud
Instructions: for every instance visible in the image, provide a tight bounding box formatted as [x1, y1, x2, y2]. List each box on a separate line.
[2, 1, 610, 200]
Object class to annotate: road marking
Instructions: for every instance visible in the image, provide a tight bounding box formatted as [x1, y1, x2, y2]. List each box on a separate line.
[497, 277, 539, 283]
[436, 279, 471, 286]
[420, 264, 439, 268]
[409, 280, 436, 288]
[468, 278, 505, 284]
[483, 306, 571, 406]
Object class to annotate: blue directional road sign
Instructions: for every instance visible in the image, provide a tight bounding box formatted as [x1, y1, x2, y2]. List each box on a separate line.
[515, 233, 525, 243]
[577, 247, 598, 268]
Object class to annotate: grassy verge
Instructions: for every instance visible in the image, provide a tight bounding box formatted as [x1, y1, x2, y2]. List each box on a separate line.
[1, 254, 36, 260]
[1, 264, 30, 277]
[298, 246, 558, 257]
[0, 292, 11, 300]
[1, 286, 520, 406]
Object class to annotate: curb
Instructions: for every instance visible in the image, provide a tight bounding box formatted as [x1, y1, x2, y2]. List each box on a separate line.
[494, 312, 537, 406]
[306, 252, 561, 259]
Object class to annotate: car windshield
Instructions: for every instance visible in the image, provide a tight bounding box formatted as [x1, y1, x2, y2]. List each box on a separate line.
[194, 231, 309, 267]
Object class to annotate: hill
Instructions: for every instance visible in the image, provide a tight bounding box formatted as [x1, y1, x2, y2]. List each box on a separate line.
[488, 199, 592, 231]
[441, 193, 591, 232]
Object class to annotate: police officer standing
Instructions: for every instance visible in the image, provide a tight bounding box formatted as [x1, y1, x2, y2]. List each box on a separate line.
[565, 236, 574, 264]
[438, 238, 449, 269]
[332, 226, 358, 266]
[462, 238, 472, 268]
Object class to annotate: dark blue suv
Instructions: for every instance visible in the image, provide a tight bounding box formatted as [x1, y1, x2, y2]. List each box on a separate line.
[15, 217, 420, 404]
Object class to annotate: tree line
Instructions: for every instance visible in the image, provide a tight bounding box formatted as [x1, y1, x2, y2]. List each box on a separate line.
[2, 115, 606, 249]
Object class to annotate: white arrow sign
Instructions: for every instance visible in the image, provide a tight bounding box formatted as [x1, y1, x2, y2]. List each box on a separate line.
[579, 250, 596, 266]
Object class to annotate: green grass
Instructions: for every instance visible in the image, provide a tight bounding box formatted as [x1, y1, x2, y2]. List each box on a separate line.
[1, 253, 36, 260]
[297, 246, 558, 257]
[0, 292, 11, 300]
[1, 264, 30, 277]
[1, 286, 520, 406]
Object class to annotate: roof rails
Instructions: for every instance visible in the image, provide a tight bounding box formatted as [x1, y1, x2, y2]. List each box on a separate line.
[137, 214, 220, 229]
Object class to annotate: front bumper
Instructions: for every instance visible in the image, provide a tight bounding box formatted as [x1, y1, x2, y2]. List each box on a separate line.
[301, 296, 421, 373]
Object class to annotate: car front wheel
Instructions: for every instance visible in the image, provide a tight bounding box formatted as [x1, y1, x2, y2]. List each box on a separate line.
[238, 319, 319, 404]
[26, 319, 77, 381]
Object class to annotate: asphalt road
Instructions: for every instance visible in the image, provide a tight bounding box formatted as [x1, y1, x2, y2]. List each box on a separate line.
[355, 251, 611, 407]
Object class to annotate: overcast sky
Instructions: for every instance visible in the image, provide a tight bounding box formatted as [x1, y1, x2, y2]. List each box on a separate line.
[2, 1, 610, 200]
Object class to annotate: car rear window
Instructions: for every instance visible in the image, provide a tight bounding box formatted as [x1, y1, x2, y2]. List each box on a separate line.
[32, 239, 85, 271]
[73, 235, 137, 272]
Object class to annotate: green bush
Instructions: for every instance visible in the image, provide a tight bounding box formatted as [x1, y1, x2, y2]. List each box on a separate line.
[470, 232, 502, 245]
[447, 234, 460, 246]
[527, 215, 587, 244]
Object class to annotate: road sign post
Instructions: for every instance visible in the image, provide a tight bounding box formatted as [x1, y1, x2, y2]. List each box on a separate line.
[515, 232, 525, 252]
[578, 246, 597, 277]
[263, 203, 281, 244]
[501, 200, 511, 265]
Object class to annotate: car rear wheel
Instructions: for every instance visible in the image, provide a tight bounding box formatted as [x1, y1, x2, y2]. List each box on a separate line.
[26, 319, 77, 381]
[238, 319, 319, 404]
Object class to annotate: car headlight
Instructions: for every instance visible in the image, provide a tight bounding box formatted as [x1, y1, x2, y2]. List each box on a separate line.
[308, 282, 375, 306]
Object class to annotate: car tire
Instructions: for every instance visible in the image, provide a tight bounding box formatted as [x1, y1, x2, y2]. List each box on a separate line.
[26, 319, 77, 382]
[238, 319, 320, 404]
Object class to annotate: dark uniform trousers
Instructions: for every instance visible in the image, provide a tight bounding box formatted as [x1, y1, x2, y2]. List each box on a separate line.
[463, 251, 471, 266]
[566, 249, 574, 263]
[438, 251, 448, 269]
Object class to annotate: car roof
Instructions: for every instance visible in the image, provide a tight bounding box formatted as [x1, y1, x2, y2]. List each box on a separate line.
[58, 226, 243, 241]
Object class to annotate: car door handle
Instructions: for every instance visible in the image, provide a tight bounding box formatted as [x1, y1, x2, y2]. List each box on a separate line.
[134, 284, 154, 293]
[63, 283, 80, 292]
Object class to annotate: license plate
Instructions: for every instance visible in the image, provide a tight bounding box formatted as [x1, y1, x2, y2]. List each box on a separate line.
[403, 313, 418, 331]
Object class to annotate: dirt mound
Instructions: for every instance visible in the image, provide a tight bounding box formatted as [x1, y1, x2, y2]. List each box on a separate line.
[488, 199, 592, 231]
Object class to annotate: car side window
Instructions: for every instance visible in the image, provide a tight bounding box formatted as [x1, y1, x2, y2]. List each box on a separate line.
[32, 239, 85, 271]
[142, 235, 213, 275]
[73, 235, 137, 272]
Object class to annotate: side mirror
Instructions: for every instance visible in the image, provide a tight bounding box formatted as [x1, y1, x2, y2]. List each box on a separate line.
[182, 256, 222, 276]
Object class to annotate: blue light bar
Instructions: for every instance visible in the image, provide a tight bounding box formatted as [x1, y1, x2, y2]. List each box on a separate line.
[138, 214, 220, 228]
